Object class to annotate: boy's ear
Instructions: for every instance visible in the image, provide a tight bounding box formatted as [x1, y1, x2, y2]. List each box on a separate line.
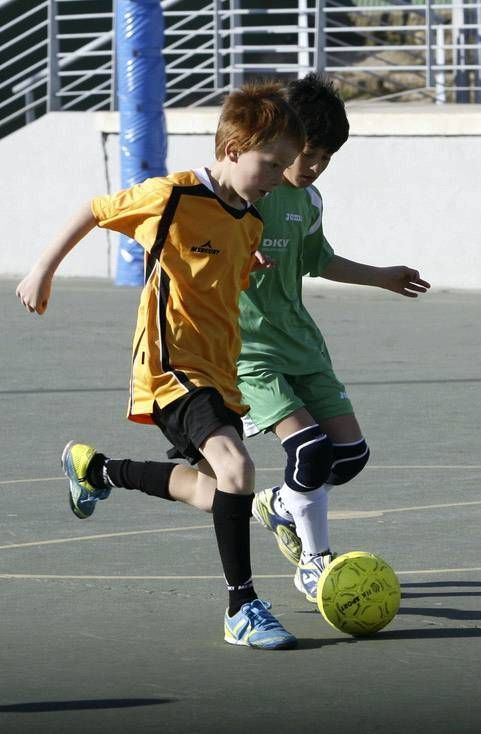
[225, 140, 239, 162]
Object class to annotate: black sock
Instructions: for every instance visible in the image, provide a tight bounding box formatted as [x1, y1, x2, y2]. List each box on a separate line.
[87, 454, 177, 501]
[212, 489, 257, 616]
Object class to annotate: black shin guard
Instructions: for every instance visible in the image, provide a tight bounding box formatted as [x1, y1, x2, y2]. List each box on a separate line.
[87, 455, 177, 500]
[212, 489, 256, 615]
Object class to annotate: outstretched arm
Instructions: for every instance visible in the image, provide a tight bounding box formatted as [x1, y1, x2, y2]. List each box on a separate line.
[321, 254, 430, 298]
[16, 203, 97, 314]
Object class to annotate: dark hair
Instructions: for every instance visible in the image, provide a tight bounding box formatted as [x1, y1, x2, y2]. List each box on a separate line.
[215, 80, 305, 160]
[287, 73, 349, 153]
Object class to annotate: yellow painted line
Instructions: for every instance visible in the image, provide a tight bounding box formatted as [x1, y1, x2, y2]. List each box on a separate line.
[1, 567, 481, 581]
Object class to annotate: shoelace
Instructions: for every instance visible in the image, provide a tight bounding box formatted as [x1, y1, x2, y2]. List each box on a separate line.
[243, 600, 283, 631]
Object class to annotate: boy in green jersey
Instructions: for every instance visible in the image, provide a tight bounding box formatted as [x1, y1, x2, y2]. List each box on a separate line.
[237, 74, 431, 602]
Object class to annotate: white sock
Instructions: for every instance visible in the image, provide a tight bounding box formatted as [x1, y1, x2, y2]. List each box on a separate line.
[272, 487, 293, 521]
[279, 483, 329, 561]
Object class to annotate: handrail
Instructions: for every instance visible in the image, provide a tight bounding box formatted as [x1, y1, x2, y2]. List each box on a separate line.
[12, 33, 113, 95]
[9, 0, 182, 96]
[1, 0, 481, 140]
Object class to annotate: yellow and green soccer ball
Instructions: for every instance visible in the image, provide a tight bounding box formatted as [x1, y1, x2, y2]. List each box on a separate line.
[317, 551, 401, 636]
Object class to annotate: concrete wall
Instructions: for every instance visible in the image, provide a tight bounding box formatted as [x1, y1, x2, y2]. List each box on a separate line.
[2, 105, 481, 288]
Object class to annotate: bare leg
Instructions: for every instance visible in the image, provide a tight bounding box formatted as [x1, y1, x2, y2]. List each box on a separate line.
[273, 407, 362, 443]
[168, 459, 216, 512]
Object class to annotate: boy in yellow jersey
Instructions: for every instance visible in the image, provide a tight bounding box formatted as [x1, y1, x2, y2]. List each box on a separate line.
[16, 81, 305, 650]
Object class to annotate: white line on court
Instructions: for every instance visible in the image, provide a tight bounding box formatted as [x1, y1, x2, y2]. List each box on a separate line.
[2, 465, 481, 485]
[0, 477, 66, 485]
[1, 498, 480, 552]
[1, 567, 481, 581]
[0, 524, 213, 550]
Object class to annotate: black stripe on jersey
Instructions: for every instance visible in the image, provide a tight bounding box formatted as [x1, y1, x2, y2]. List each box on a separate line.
[145, 186, 183, 283]
[194, 183, 265, 221]
[157, 265, 197, 392]
[146, 184, 207, 281]
[132, 327, 146, 364]
[159, 180, 261, 221]
[158, 267, 171, 373]
[128, 326, 146, 415]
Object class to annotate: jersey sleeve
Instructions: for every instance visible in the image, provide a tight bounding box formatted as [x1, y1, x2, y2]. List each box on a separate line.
[301, 185, 335, 277]
[91, 177, 173, 253]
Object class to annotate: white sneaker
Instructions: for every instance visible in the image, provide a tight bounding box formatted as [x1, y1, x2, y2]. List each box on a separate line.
[294, 552, 336, 603]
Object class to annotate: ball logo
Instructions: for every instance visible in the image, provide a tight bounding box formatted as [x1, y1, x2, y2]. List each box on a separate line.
[339, 596, 360, 612]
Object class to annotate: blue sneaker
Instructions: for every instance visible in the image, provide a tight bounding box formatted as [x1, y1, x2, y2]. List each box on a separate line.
[252, 487, 301, 566]
[224, 599, 297, 650]
[294, 551, 336, 603]
[61, 441, 111, 519]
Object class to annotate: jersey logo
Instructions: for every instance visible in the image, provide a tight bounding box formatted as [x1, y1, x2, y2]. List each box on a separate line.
[263, 238, 289, 249]
[190, 240, 220, 255]
[285, 212, 303, 222]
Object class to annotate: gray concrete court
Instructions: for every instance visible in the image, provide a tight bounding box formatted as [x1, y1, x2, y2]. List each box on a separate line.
[1, 277, 480, 734]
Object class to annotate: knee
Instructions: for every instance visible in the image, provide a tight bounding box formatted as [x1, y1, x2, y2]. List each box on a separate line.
[328, 439, 370, 486]
[215, 451, 255, 493]
[282, 425, 333, 492]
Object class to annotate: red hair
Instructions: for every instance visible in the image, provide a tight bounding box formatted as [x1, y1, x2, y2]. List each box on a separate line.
[215, 80, 305, 160]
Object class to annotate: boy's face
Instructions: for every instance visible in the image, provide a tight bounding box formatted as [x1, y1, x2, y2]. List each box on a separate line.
[283, 145, 332, 188]
[230, 137, 300, 203]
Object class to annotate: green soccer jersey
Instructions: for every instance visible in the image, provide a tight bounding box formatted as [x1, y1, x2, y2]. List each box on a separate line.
[237, 182, 334, 376]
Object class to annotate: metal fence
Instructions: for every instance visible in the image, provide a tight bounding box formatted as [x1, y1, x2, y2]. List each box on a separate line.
[1, 0, 480, 139]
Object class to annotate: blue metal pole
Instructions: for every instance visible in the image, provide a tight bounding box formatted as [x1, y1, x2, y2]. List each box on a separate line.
[115, 0, 167, 286]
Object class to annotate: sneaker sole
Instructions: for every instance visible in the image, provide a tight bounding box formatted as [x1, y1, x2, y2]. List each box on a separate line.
[224, 633, 298, 650]
[252, 502, 301, 567]
[61, 440, 95, 520]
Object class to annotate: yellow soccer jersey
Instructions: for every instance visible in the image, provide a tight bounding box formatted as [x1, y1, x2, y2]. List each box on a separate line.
[91, 168, 262, 424]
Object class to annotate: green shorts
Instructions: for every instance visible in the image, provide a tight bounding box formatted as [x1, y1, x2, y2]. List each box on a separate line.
[238, 367, 354, 437]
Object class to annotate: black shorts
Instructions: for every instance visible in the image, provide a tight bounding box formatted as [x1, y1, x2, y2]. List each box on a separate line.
[152, 387, 244, 465]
